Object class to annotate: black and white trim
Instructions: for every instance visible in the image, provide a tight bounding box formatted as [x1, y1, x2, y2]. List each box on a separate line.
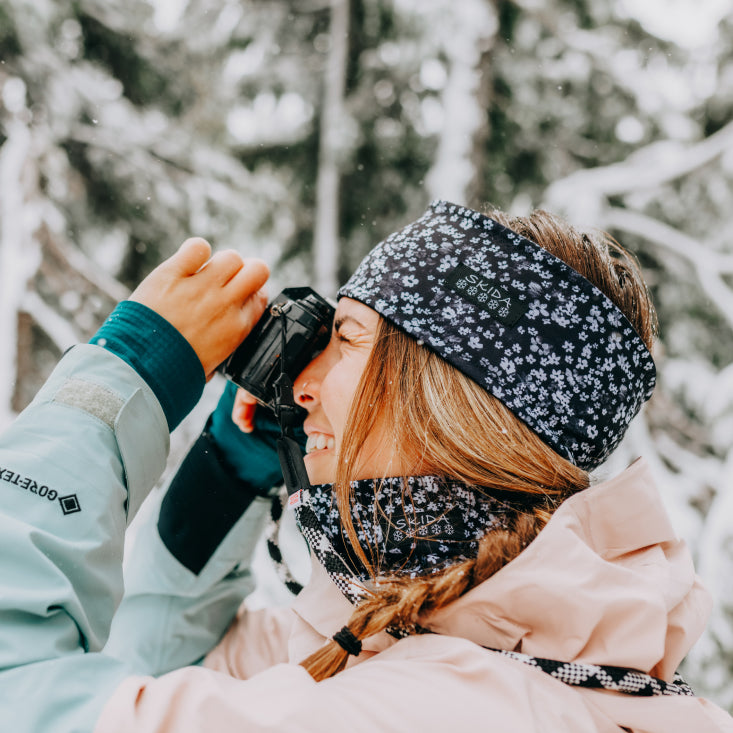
[488, 648, 694, 697]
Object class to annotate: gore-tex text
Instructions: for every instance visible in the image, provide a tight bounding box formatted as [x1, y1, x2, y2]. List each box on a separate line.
[0, 466, 59, 502]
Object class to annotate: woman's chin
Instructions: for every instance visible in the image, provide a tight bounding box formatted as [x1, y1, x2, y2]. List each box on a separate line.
[303, 450, 336, 486]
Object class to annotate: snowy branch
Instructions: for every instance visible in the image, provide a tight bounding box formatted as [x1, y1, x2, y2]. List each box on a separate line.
[602, 207, 733, 333]
[41, 225, 130, 304]
[20, 291, 80, 353]
[66, 126, 255, 192]
[425, 0, 497, 203]
[312, 0, 350, 297]
[602, 208, 733, 272]
[546, 120, 733, 209]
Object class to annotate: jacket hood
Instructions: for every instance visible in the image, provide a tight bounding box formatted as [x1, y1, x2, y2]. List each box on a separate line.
[423, 458, 711, 679]
[294, 459, 711, 680]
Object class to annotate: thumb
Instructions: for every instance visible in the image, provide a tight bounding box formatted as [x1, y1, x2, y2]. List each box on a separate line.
[169, 238, 212, 276]
[232, 394, 258, 433]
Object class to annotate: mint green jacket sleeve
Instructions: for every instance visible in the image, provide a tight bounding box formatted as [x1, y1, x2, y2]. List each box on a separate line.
[0, 345, 167, 731]
[0, 345, 267, 732]
[103, 489, 271, 675]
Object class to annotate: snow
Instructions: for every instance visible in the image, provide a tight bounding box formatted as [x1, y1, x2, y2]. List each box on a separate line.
[227, 93, 313, 146]
[616, 0, 730, 49]
[150, 0, 188, 32]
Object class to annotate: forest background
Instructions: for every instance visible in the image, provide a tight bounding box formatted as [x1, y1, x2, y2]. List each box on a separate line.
[1, 0, 733, 710]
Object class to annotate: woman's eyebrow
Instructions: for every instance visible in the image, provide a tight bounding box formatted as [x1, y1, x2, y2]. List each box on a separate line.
[334, 315, 367, 331]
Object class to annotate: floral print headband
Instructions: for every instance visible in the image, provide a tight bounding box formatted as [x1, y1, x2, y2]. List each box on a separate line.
[338, 200, 656, 470]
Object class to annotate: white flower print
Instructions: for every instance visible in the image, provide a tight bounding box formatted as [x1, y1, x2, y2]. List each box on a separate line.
[528, 301, 549, 319]
[401, 291, 422, 304]
[437, 255, 458, 273]
[551, 312, 570, 327]
[500, 357, 516, 375]
[608, 331, 623, 352]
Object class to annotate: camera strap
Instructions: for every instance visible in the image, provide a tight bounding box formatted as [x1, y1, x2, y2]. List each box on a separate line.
[272, 306, 312, 497]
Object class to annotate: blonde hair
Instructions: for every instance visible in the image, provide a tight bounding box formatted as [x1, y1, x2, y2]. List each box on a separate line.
[301, 208, 657, 681]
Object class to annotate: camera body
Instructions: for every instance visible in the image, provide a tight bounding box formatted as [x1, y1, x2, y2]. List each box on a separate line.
[220, 287, 334, 413]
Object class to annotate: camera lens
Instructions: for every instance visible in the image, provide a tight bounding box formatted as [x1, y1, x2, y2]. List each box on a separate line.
[220, 288, 334, 411]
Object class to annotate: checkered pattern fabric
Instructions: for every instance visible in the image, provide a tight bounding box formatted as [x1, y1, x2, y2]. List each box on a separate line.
[265, 490, 303, 596]
[292, 490, 369, 607]
[488, 648, 694, 697]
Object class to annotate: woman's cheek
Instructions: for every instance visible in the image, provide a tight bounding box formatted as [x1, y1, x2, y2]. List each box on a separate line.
[325, 373, 355, 428]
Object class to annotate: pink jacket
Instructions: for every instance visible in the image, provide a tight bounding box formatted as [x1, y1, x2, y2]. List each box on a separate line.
[96, 460, 733, 732]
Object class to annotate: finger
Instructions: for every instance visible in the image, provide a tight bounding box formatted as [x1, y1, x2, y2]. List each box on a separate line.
[236, 388, 259, 406]
[227, 258, 270, 303]
[168, 238, 212, 276]
[241, 287, 268, 328]
[202, 249, 246, 285]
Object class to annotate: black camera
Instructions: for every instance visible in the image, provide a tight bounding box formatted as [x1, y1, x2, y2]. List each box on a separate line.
[220, 287, 335, 414]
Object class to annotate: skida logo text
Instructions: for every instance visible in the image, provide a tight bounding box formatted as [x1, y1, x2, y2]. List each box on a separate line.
[446, 263, 528, 327]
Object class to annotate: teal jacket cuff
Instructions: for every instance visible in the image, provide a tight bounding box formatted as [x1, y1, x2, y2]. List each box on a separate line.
[90, 301, 205, 431]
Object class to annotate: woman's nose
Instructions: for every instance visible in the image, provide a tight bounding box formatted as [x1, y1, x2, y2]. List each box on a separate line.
[293, 351, 325, 406]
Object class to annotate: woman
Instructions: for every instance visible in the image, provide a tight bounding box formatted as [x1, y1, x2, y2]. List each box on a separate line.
[1, 201, 731, 732]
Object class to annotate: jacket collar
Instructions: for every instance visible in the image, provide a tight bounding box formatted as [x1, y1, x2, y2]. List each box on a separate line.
[292, 459, 710, 675]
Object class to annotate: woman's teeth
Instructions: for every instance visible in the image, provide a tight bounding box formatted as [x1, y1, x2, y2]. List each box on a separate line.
[305, 433, 335, 454]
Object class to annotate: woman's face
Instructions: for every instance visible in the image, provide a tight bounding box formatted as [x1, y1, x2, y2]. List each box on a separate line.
[294, 297, 404, 485]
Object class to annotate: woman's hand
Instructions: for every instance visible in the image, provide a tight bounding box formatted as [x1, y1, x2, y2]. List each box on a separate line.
[207, 382, 305, 493]
[128, 238, 269, 378]
[231, 388, 258, 433]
